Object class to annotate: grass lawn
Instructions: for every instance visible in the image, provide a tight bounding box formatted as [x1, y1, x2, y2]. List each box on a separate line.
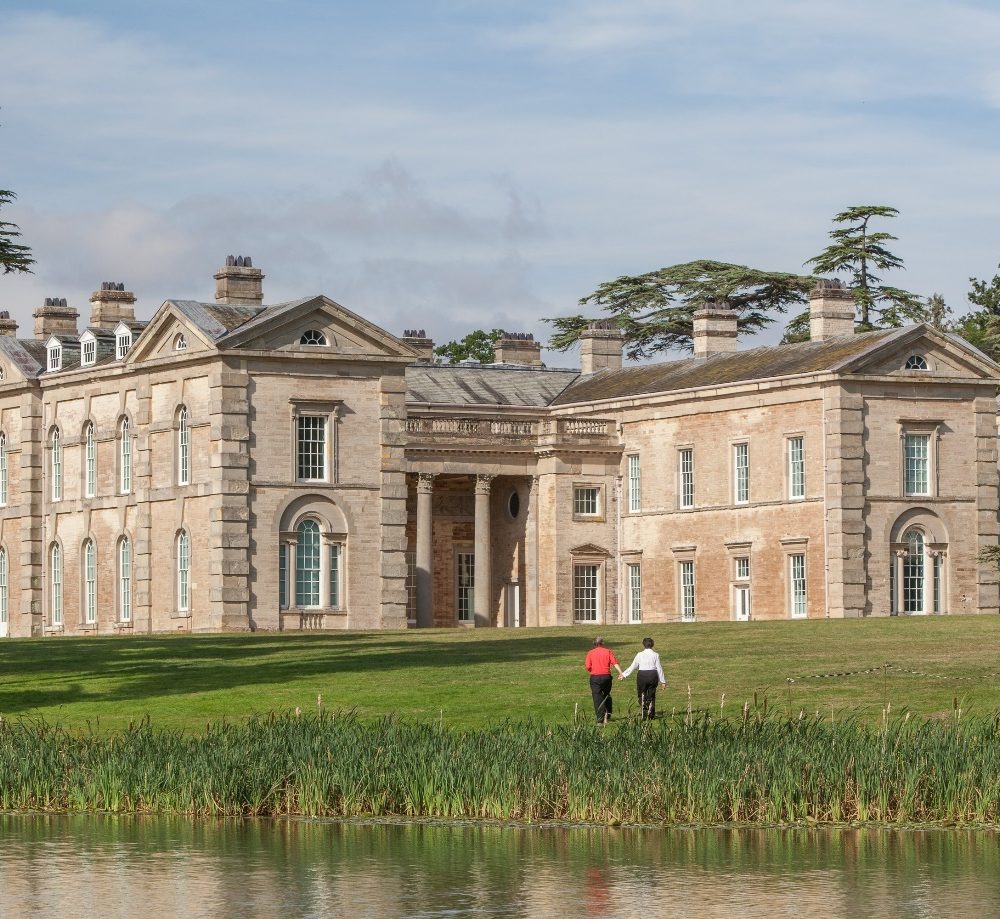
[1, 616, 998, 732]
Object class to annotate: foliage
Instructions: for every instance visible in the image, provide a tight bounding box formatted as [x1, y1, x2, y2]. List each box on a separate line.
[779, 310, 812, 345]
[547, 260, 816, 359]
[0, 190, 34, 275]
[953, 265, 1000, 360]
[434, 328, 504, 364]
[806, 205, 924, 329]
[926, 293, 952, 331]
[1, 709, 998, 825]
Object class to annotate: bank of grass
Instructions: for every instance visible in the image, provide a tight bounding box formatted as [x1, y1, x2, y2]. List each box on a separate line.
[1, 616, 999, 731]
[1, 710, 998, 825]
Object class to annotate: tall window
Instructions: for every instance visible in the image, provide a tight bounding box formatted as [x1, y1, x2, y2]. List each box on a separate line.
[627, 563, 642, 623]
[457, 551, 475, 622]
[904, 529, 925, 614]
[83, 540, 97, 625]
[679, 448, 694, 509]
[904, 434, 930, 496]
[119, 418, 132, 494]
[627, 455, 641, 513]
[81, 339, 96, 366]
[85, 423, 96, 498]
[573, 486, 600, 517]
[679, 560, 695, 621]
[733, 442, 749, 504]
[116, 330, 132, 360]
[50, 543, 62, 626]
[789, 554, 807, 618]
[279, 543, 288, 609]
[119, 537, 132, 623]
[0, 547, 7, 632]
[788, 436, 805, 500]
[51, 429, 62, 501]
[295, 519, 321, 607]
[0, 432, 7, 506]
[573, 564, 599, 622]
[177, 406, 190, 486]
[48, 344, 61, 372]
[177, 531, 190, 612]
[296, 416, 327, 481]
[329, 543, 342, 609]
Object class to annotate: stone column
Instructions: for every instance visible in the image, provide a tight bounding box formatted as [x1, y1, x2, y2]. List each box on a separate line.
[415, 473, 436, 628]
[923, 546, 935, 616]
[893, 549, 906, 615]
[474, 474, 494, 628]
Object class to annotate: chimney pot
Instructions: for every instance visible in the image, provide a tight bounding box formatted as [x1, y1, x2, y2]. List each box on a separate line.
[401, 329, 435, 362]
[89, 282, 137, 330]
[215, 255, 264, 306]
[493, 330, 543, 366]
[33, 297, 79, 340]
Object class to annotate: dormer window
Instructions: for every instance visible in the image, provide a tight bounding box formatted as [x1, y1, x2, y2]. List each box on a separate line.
[46, 338, 62, 372]
[300, 329, 328, 346]
[80, 334, 97, 367]
[905, 355, 929, 370]
[116, 329, 132, 360]
[174, 333, 188, 352]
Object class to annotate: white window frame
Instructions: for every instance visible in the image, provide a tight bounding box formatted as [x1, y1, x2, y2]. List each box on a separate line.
[119, 417, 132, 494]
[300, 329, 328, 346]
[0, 432, 7, 506]
[177, 406, 190, 486]
[789, 553, 807, 618]
[329, 541, 343, 610]
[296, 414, 328, 482]
[904, 354, 929, 370]
[119, 536, 132, 623]
[47, 343, 62, 372]
[83, 540, 97, 625]
[50, 543, 62, 627]
[176, 530, 191, 612]
[787, 435, 805, 500]
[903, 432, 932, 497]
[678, 560, 696, 621]
[627, 562, 642, 623]
[84, 422, 96, 498]
[456, 549, 475, 623]
[735, 556, 750, 581]
[81, 337, 96, 367]
[678, 447, 694, 509]
[733, 441, 749, 505]
[51, 428, 62, 501]
[573, 563, 601, 623]
[627, 454, 641, 513]
[174, 333, 188, 352]
[572, 485, 602, 519]
[116, 330, 132, 361]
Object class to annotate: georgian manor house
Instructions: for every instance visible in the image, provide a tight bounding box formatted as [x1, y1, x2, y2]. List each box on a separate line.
[0, 257, 997, 639]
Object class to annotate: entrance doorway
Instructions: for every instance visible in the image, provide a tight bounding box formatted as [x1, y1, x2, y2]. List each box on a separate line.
[733, 585, 751, 621]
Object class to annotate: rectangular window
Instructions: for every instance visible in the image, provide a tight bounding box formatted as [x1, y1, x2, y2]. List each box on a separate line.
[119, 540, 131, 623]
[116, 333, 131, 360]
[0, 436, 7, 506]
[297, 415, 327, 481]
[735, 557, 750, 580]
[573, 486, 600, 517]
[51, 546, 62, 627]
[329, 543, 342, 609]
[733, 442, 749, 504]
[627, 563, 642, 623]
[788, 436, 805, 499]
[85, 427, 96, 498]
[48, 346, 61, 371]
[84, 546, 96, 625]
[120, 420, 131, 494]
[51, 435, 62, 501]
[573, 564, 599, 622]
[790, 554, 807, 618]
[627, 454, 641, 513]
[278, 543, 288, 610]
[405, 550, 417, 621]
[904, 433, 930, 495]
[679, 560, 695, 621]
[82, 339, 96, 366]
[678, 448, 694, 509]
[457, 551, 475, 622]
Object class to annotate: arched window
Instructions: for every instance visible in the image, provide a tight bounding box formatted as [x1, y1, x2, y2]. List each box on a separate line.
[84, 423, 96, 498]
[0, 547, 8, 636]
[0, 432, 8, 506]
[295, 519, 321, 607]
[903, 528, 925, 614]
[51, 428, 62, 501]
[177, 530, 190, 612]
[119, 536, 132, 623]
[177, 406, 190, 485]
[50, 543, 62, 626]
[905, 354, 929, 370]
[299, 329, 328, 346]
[174, 333, 188, 352]
[83, 540, 97, 625]
[119, 418, 131, 494]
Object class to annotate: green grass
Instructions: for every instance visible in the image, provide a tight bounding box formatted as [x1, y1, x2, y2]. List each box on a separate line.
[1, 616, 999, 731]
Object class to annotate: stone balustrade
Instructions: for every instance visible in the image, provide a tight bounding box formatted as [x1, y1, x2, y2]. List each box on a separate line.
[405, 415, 617, 446]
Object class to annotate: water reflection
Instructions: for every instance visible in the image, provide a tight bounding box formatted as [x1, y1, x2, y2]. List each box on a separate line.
[1, 816, 997, 918]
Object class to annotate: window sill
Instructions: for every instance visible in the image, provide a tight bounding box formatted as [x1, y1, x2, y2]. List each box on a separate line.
[170, 609, 192, 620]
[78, 623, 98, 632]
[572, 515, 606, 523]
[44, 626, 64, 635]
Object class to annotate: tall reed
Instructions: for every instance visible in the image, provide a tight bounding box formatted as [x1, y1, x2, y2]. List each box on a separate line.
[0, 711, 997, 825]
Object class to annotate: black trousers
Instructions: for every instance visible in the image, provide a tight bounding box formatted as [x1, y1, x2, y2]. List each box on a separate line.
[636, 670, 659, 720]
[589, 675, 613, 723]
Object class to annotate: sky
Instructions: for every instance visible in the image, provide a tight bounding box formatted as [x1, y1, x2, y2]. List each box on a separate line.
[4, 0, 1000, 360]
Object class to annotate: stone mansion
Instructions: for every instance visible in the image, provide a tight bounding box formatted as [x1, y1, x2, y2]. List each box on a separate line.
[0, 257, 997, 638]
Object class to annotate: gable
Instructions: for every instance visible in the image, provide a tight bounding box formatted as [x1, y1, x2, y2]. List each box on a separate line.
[124, 303, 217, 364]
[839, 326, 1000, 380]
[0, 338, 44, 384]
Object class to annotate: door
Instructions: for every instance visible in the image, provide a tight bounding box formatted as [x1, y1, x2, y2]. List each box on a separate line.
[734, 585, 751, 621]
[456, 552, 474, 623]
[505, 580, 521, 627]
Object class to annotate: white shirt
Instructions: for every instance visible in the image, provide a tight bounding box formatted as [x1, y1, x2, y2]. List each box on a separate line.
[621, 648, 665, 682]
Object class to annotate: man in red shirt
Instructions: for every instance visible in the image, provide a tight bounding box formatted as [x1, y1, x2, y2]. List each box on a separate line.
[584, 636, 623, 724]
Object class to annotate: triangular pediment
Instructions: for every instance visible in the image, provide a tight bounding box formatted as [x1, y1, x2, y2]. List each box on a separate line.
[569, 543, 613, 557]
[219, 296, 418, 361]
[836, 325, 1000, 380]
[124, 303, 217, 365]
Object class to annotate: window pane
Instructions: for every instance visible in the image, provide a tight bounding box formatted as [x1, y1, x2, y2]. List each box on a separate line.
[278, 543, 288, 609]
[84, 541, 96, 624]
[0, 433, 8, 506]
[627, 455, 641, 513]
[573, 564, 598, 621]
[51, 430, 61, 500]
[904, 529, 925, 613]
[51, 544, 62, 626]
[177, 532, 190, 611]
[679, 561, 695, 620]
[904, 434, 930, 495]
[85, 424, 96, 498]
[297, 416, 327, 480]
[790, 554, 807, 617]
[734, 443, 749, 503]
[788, 437, 805, 499]
[120, 419, 131, 493]
[329, 543, 341, 609]
[119, 538, 131, 622]
[628, 563, 641, 623]
[295, 520, 320, 607]
[735, 557, 750, 580]
[178, 407, 190, 485]
[679, 449, 694, 508]
[457, 552, 475, 622]
[573, 487, 599, 516]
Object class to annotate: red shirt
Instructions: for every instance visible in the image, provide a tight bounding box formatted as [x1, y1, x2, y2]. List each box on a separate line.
[585, 647, 619, 676]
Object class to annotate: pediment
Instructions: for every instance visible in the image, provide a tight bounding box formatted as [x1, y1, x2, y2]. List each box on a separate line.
[839, 325, 1000, 380]
[569, 543, 613, 557]
[124, 304, 216, 364]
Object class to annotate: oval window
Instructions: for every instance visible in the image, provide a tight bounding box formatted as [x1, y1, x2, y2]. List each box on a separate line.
[508, 491, 520, 519]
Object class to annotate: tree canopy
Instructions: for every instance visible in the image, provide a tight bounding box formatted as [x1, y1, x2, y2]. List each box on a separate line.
[434, 328, 504, 364]
[546, 260, 816, 359]
[0, 189, 34, 274]
[951, 265, 1000, 360]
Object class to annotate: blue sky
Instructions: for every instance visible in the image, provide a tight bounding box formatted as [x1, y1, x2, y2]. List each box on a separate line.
[4, 1, 1000, 356]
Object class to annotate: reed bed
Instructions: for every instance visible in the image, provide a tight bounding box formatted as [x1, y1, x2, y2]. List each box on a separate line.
[1, 710, 998, 826]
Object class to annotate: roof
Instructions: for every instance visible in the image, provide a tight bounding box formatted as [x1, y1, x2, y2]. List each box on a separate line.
[406, 363, 580, 407]
[553, 329, 902, 405]
[169, 300, 266, 340]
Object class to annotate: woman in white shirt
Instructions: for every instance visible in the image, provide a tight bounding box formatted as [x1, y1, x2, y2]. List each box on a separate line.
[619, 637, 666, 720]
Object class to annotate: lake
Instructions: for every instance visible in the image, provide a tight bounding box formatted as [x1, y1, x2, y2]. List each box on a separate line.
[1, 816, 997, 918]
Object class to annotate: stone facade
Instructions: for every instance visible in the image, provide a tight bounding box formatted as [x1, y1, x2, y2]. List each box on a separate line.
[0, 265, 997, 638]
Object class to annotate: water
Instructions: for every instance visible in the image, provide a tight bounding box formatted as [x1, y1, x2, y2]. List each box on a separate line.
[1, 816, 997, 918]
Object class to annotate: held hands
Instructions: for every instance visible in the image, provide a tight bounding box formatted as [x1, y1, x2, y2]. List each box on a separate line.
[617, 674, 625, 681]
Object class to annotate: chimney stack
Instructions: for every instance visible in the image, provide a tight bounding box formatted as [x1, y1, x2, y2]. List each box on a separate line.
[579, 321, 624, 374]
[215, 255, 264, 306]
[401, 329, 435, 362]
[33, 297, 79, 340]
[0, 310, 18, 337]
[493, 331, 542, 366]
[89, 281, 137, 330]
[809, 279, 855, 341]
[692, 302, 737, 358]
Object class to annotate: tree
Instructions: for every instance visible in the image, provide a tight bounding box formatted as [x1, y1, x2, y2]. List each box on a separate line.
[546, 260, 816, 359]
[806, 205, 924, 329]
[0, 189, 34, 274]
[434, 328, 504, 364]
[926, 293, 952, 331]
[951, 265, 1000, 359]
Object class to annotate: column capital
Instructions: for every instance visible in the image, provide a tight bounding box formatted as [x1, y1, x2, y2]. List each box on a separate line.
[474, 473, 495, 495]
[416, 472, 437, 493]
